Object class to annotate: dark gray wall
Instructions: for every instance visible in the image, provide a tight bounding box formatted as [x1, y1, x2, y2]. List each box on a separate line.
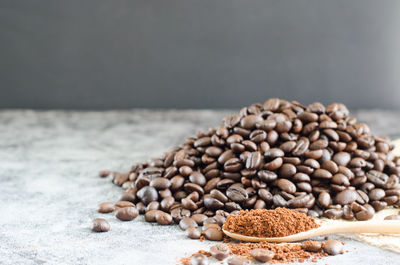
[1, 0, 400, 109]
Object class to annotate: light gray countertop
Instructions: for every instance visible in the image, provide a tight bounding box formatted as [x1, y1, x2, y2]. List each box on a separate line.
[1, 109, 400, 265]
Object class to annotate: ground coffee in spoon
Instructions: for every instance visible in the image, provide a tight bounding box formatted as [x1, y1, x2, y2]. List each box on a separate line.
[223, 208, 319, 238]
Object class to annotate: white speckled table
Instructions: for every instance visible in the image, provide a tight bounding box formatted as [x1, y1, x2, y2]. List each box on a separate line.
[1, 109, 400, 265]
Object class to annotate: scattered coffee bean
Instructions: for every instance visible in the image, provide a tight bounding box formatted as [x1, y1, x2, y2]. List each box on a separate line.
[98, 202, 115, 213]
[250, 248, 275, 262]
[209, 244, 230, 261]
[323, 240, 344, 255]
[116, 207, 139, 221]
[92, 218, 110, 232]
[114, 201, 134, 208]
[384, 215, 400, 220]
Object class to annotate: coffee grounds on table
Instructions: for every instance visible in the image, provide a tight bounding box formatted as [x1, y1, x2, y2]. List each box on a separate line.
[180, 240, 329, 264]
[227, 241, 327, 264]
[223, 208, 319, 238]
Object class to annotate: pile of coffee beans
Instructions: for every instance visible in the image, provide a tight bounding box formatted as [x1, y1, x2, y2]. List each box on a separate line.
[99, 99, 400, 236]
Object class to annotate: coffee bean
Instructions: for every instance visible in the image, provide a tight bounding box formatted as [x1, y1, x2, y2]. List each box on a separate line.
[335, 189, 358, 205]
[246, 152, 262, 169]
[98, 202, 115, 213]
[323, 209, 343, 219]
[210, 244, 230, 261]
[333, 152, 351, 166]
[136, 202, 146, 214]
[116, 207, 139, 221]
[241, 114, 263, 129]
[191, 214, 208, 225]
[182, 198, 199, 211]
[210, 189, 228, 203]
[250, 248, 275, 262]
[156, 212, 173, 225]
[258, 170, 277, 182]
[204, 196, 224, 211]
[323, 240, 344, 255]
[160, 196, 175, 211]
[279, 163, 297, 178]
[179, 217, 198, 230]
[144, 210, 161, 222]
[384, 215, 400, 220]
[145, 201, 160, 212]
[92, 218, 110, 232]
[115, 201, 135, 208]
[313, 169, 333, 179]
[317, 192, 331, 208]
[186, 227, 201, 239]
[276, 179, 296, 194]
[226, 186, 248, 202]
[204, 227, 224, 241]
[190, 254, 209, 265]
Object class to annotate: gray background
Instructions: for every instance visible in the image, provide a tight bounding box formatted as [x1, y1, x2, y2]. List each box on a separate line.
[1, 0, 400, 110]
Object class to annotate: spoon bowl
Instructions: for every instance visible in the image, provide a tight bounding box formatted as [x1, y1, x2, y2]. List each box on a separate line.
[223, 220, 400, 242]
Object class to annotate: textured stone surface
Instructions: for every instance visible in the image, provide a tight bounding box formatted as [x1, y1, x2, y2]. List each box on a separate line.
[1, 109, 400, 265]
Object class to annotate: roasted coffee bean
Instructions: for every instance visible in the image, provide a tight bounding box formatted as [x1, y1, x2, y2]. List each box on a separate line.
[182, 198, 198, 211]
[115, 201, 135, 208]
[190, 254, 209, 265]
[226, 186, 248, 202]
[191, 214, 208, 226]
[204, 227, 224, 241]
[145, 201, 160, 212]
[335, 189, 358, 205]
[355, 204, 375, 221]
[171, 207, 191, 223]
[204, 196, 224, 211]
[144, 210, 160, 222]
[250, 248, 275, 263]
[189, 172, 206, 186]
[257, 170, 277, 182]
[323, 240, 344, 256]
[156, 212, 173, 225]
[313, 169, 333, 179]
[246, 152, 262, 169]
[323, 209, 343, 219]
[136, 202, 146, 214]
[116, 207, 139, 221]
[179, 217, 198, 230]
[186, 227, 201, 239]
[98, 202, 115, 213]
[276, 179, 296, 194]
[384, 215, 400, 220]
[210, 244, 230, 261]
[279, 163, 297, 178]
[92, 218, 110, 232]
[137, 186, 158, 205]
[241, 114, 263, 129]
[210, 189, 228, 203]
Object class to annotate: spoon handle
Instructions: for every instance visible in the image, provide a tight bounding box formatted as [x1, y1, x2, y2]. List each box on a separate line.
[319, 220, 400, 235]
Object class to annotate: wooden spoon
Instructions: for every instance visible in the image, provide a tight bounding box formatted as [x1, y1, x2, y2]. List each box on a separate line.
[223, 220, 400, 242]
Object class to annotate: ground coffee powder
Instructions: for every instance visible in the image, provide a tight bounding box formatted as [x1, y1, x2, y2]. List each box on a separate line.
[223, 208, 319, 238]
